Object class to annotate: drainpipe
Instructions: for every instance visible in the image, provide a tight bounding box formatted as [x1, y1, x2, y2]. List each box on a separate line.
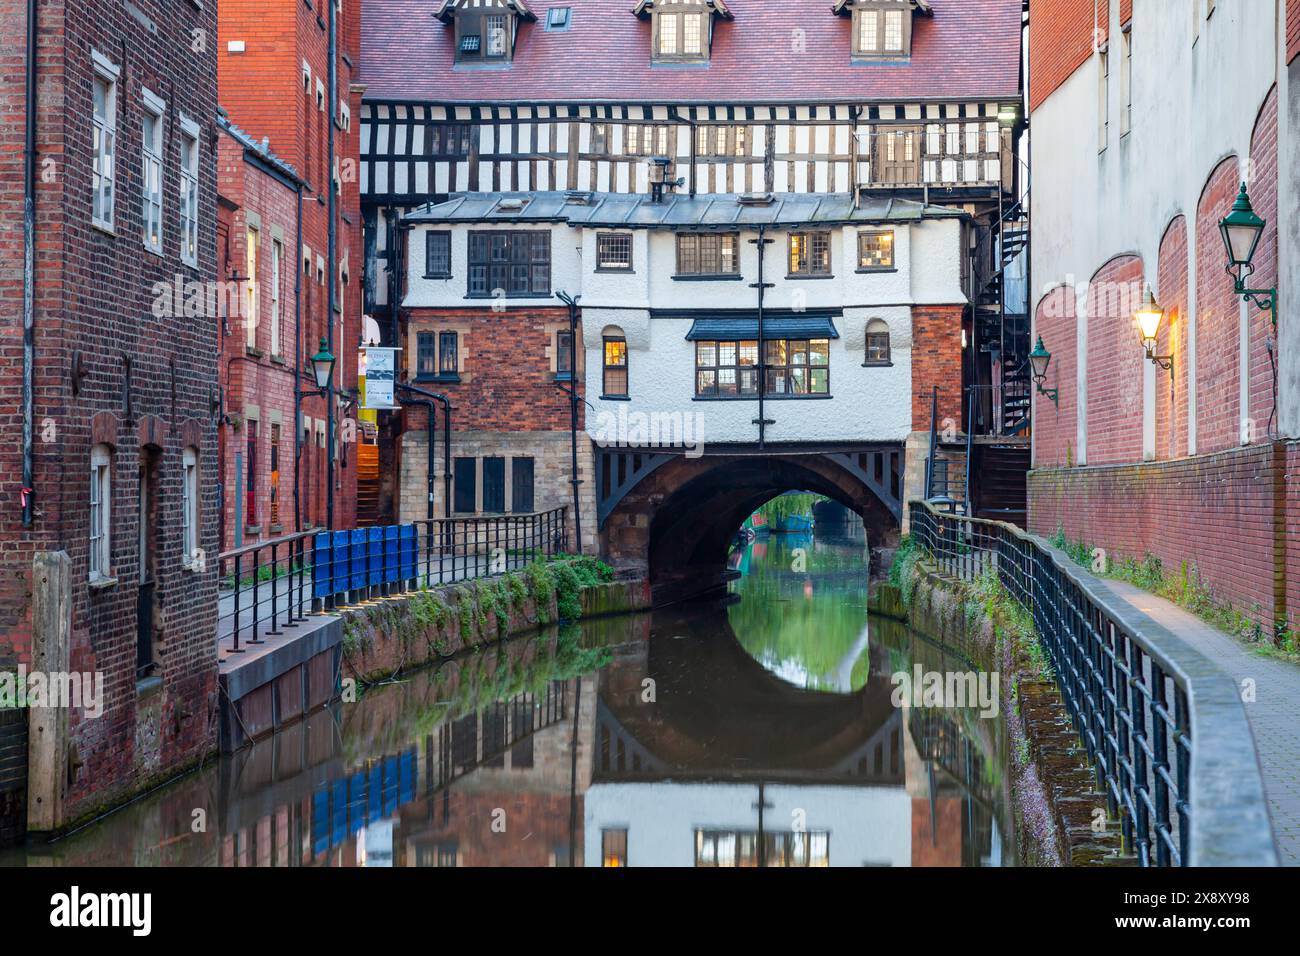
[397, 383, 452, 518]
[326, 0, 338, 530]
[20, 0, 37, 526]
[750, 224, 774, 448]
[293, 182, 304, 532]
[556, 290, 583, 554]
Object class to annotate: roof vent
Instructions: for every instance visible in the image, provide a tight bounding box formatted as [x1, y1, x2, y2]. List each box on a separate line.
[737, 193, 775, 206]
[494, 197, 529, 213]
[563, 190, 594, 205]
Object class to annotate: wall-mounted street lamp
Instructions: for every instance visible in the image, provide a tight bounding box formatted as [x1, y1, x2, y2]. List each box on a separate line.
[309, 336, 338, 529]
[1218, 182, 1277, 328]
[1028, 335, 1058, 407]
[310, 337, 336, 392]
[1134, 286, 1173, 377]
[997, 102, 1021, 128]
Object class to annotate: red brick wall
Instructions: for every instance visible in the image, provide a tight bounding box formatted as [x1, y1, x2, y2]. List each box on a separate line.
[1085, 255, 1144, 464]
[1032, 285, 1078, 467]
[1029, 443, 1286, 631]
[1289, 0, 1300, 64]
[216, 129, 312, 550]
[0, 0, 222, 820]
[218, 0, 362, 534]
[911, 305, 965, 432]
[404, 307, 584, 433]
[1288, 442, 1300, 633]
[1246, 87, 1278, 442]
[1155, 216, 1189, 461]
[1029, 0, 1101, 111]
[1195, 156, 1244, 453]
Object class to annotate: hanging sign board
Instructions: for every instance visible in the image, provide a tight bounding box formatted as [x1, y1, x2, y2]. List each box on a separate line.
[362, 347, 399, 410]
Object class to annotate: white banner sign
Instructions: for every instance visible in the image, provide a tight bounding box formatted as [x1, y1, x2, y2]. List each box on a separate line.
[363, 347, 399, 410]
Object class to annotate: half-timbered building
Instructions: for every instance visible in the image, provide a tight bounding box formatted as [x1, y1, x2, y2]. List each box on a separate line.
[358, 0, 1026, 587]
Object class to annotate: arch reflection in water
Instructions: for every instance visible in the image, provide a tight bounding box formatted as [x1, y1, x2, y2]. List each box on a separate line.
[3, 531, 1010, 867]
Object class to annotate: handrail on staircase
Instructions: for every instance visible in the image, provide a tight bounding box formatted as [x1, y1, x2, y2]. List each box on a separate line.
[924, 385, 939, 500]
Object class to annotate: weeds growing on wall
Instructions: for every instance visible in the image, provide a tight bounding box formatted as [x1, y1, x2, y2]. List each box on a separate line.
[1050, 526, 1299, 659]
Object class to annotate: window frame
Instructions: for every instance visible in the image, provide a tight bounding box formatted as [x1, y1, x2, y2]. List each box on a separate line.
[245, 225, 259, 349]
[181, 447, 199, 568]
[764, 338, 831, 397]
[857, 229, 895, 271]
[864, 323, 892, 366]
[653, 8, 709, 63]
[675, 232, 740, 278]
[596, 232, 633, 272]
[178, 116, 201, 267]
[425, 230, 452, 278]
[467, 230, 552, 298]
[270, 238, 283, 357]
[511, 457, 535, 513]
[89, 444, 113, 582]
[91, 54, 120, 233]
[141, 90, 165, 254]
[453, 457, 477, 514]
[456, 10, 513, 63]
[415, 329, 460, 381]
[852, 3, 912, 58]
[602, 335, 628, 399]
[788, 231, 832, 277]
[555, 328, 574, 380]
[694, 339, 760, 399]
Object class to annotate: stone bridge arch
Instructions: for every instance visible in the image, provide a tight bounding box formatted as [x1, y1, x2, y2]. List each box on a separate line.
[597, 447, 903, 604]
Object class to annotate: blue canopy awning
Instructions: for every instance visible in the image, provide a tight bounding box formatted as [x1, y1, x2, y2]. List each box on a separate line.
[683, 314, 840, 341]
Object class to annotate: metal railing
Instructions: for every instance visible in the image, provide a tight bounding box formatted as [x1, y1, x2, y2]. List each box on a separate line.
[412, 508, 568, 588]
[217, 507, 568, 653]
[908, 500, 1278, 867]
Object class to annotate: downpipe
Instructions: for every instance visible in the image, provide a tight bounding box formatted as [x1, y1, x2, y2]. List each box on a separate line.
[21, 0, 37, 526]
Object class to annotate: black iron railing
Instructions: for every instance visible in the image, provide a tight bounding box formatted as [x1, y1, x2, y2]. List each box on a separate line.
[217, 531, 315, 655]
[908, 500, 1277, 867]
[217, 507, 568, 653]
[412, 508, 568, 588]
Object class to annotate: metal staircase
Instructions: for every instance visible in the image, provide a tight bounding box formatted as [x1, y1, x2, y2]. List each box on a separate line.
[974, 195, 1031, 435]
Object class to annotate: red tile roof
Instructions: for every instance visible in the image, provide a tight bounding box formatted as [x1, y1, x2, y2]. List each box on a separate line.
[361, 0, 1022, 105]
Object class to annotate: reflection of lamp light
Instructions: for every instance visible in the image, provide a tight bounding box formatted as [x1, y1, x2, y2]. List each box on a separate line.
[1028, 335, 1057, 407]
[1218, 182, 1277, 327]
[1133, 286, 1172, 376]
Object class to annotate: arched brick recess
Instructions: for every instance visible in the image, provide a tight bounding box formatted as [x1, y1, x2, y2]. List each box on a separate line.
[1246, 86, 1278, 440]
[1155, 215, 1189, 460]
[1195, 155, 1243, 453]
[1031, 285, 1077, 468]
[1085, 255, 1144, 465]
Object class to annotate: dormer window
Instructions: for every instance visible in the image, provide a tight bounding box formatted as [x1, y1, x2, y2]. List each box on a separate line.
[634, 0, 732, 64]
[837, 0, 930, 60]
[437, 0, 537, 65]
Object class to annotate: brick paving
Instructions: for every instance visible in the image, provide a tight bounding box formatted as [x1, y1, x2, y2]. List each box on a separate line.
[1106, 580, 1300, 866]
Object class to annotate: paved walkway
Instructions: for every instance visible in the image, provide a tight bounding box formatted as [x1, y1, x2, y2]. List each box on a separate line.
[1106, 580, 1300, 866]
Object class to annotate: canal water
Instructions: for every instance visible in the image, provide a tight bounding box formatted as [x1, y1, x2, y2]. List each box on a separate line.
[1, 525, 1011, 867]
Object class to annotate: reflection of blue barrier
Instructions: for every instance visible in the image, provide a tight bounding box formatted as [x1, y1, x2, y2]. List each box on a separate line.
[311, 749, 419, 856]
[309, 523, 422, 605]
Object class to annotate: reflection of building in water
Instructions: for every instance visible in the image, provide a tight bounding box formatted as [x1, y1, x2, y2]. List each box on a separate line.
[394, 678, 597, 867]
[209, 675, 591, 868]
[583, 618, 1004, 867]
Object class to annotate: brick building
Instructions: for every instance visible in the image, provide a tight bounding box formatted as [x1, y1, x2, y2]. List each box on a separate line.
[1027, 0, 1300, 634]
[217, 0, 363, 536]
[360, 0, 1027, 575]
[0, 0, 222, 832]
[215, 116, 309, 551]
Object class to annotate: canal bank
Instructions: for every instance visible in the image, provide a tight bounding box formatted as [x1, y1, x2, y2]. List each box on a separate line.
[6, 526, 1016, 867]
[220, 555, 649, 752]
[871, 544, 1121, 866]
